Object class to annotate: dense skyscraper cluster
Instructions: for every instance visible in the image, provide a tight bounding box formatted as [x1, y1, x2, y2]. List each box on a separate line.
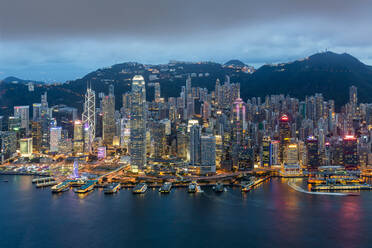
[0, 69, 370, 177]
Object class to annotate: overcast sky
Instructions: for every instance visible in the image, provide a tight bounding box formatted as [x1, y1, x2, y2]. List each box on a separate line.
[1, 0, 371, 82]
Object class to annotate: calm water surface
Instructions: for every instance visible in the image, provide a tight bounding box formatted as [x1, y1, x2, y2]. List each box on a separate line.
[1, 175, 372, 248]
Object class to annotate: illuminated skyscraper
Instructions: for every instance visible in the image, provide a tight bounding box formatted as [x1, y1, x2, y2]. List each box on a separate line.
[73, 120, 84, 154]
[176, 124, 188, 160]
[261, 136, 271, 167]
[8, 116, 21, 132]
[32, 103, 42, 121]
[150, 122, 166, 159]
[0, 131, 17, 162]
[279, 114, 291, 164]
[201, 135, 216, 173]
[185, 75, 194, 119]
[349, 85, 357, 113]
[122, 93, 131, 115]
[20, 138, 33, 157]
[102, 93, 115, 145]
[130, 75, 147, 172]
[306, 136, 319, 170]
[154, 82, 161, 103]
[41, 92, 49, 117]
[14, 106, 29, 132]
[285, 143, 299, 165]
[271, 140, 280, 166]
[343, 135, 358, 170]
[82, 86, 96, 153]
[50, 127, 62, 152]
[72, 159, 80, 178]
[215, 134, 223, 169]
[231, 98, 246, 145]
[189, 124, 201, 166]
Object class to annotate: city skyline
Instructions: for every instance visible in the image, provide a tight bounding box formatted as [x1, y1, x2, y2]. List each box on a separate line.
[1, 1, 372, 247]
[2, 66, 372, 248]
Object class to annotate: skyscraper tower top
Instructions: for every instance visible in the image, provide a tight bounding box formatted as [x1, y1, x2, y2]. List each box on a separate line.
[133, 75, 145, 83]
[280, 114, 289, 122]
[349, 85, 357, 106]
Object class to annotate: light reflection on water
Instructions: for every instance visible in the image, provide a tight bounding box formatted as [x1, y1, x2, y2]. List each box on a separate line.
[0, 175, 372, 248]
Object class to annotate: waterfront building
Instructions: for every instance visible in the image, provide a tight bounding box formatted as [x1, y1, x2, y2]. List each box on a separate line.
[20, 138, 33, 157]
[150, 122, 166, 159]
[0, 131, 17, 162]
[343, 135, 358, 170]
[176, 124, 188, 160]
[283, 143, 301, 176]
[306, 136, 319, 171]
[200, 135, 216, 174]
[261, 136, 271, 167]
[189, 124, 201, 166]
[237, 145, 254, 171]
[270, 140, 280, 167]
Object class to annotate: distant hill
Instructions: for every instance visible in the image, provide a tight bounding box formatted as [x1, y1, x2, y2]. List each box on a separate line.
[225, 60, 246, 67]
[240, 51, 372, 105]
[1, 76, 45, 85]
[1, 51, 372, 116]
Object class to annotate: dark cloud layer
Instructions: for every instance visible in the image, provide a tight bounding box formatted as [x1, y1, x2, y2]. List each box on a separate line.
[0, 0, 371, 82]
[1, 0, 370, 39]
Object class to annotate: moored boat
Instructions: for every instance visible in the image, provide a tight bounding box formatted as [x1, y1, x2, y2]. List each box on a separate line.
[104, 183, 121, 194]
[188, 181, 202, 193]
[159, 182, 172, 193]
[133, 183, 147, 194]
[213, 182, 225, 193]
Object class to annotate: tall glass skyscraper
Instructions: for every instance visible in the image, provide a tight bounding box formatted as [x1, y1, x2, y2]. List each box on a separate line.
[102, 91, 115, 146]
[130, 75, 147, 172]
[82, 86, 96, 153]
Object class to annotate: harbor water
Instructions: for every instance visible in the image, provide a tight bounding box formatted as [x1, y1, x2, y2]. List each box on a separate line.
[1, 175, 372, 248]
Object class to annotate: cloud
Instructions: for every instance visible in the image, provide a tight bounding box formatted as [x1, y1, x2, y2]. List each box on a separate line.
[1, 0, 371, 39]
[0, 0, 372, 81]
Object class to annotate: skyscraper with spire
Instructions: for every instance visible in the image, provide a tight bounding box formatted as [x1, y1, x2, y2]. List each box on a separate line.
[82, 85, 96, 153]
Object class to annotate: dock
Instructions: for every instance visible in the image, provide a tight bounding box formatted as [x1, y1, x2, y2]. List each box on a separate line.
[74, 180, 98, 193]
[36, 180, 58, 188]
[32, 177, 55, 184]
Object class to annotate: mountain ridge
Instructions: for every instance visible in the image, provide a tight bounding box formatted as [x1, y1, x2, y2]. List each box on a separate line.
[1, 51, 372, 116]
